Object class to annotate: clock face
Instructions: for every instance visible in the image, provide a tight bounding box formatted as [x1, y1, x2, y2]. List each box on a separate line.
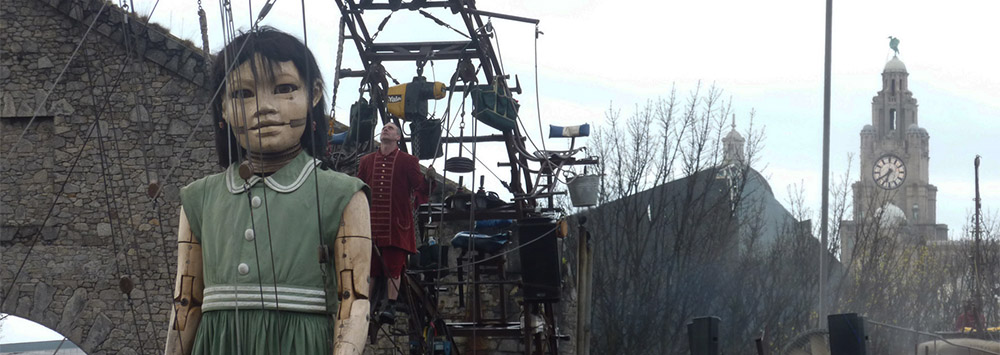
[872, 155, 906, 189]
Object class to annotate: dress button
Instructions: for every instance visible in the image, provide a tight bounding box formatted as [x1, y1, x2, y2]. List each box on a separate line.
[251, 196, 262, 208]
[244, 229, 255, 241]
[238, 263, 249, 275]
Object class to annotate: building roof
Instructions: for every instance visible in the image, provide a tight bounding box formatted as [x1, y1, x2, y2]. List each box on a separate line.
[884, 55, 907, 73]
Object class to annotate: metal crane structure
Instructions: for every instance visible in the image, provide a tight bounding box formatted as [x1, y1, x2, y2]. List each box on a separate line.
[326, 1, 599, 354]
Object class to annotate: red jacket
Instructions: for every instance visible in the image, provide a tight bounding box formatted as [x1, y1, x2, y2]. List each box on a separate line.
[357, 148, 429, 253]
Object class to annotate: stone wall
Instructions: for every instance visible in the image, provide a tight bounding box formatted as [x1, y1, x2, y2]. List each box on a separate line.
[1, 0, 214, 353]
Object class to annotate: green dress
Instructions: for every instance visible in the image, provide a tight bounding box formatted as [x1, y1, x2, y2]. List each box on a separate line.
[180, 152, 367, 355]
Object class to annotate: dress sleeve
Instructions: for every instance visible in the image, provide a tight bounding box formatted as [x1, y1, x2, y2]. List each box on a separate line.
[179, 179, 205, 243]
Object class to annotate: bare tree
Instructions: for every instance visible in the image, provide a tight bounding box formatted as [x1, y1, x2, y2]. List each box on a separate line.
[584, 84, 826, 354]
[828, 181, 1000, 352]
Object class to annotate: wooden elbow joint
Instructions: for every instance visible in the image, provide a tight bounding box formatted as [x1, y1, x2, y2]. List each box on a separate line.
[335, 234, 371, 320]
[173, 276, 202, 331]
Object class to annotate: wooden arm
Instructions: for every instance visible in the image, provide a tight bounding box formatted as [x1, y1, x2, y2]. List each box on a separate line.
[164, 207, 203, 355]
[333, 191, 372, 355]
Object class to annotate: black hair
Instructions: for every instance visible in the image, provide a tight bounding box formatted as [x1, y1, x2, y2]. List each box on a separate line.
[210, 26, 329, 168]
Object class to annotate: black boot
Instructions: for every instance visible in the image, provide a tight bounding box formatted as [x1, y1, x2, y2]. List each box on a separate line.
[379, 300, 397, 324]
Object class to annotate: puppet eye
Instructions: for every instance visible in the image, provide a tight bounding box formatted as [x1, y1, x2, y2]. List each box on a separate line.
[230, 89, 254, 99]
[274, 84, 299, 94]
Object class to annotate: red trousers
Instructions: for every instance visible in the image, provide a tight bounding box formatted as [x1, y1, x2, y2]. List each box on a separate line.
[372, 246, 408, 278]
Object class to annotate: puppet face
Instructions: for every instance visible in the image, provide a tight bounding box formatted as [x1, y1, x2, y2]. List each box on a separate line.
[221, 55, 320, 154]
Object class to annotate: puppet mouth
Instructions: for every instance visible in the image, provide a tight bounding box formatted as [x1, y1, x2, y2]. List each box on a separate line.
[248, 118, 307, 130]
[249, 120, 286, 130]
[232, 118, 307, 135]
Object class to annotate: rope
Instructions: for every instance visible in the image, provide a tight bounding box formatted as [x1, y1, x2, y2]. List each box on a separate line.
[216, 2, 249, 354]
[533, 25, 546, 153]
[294, 0, 345, 350]
[418, 9, 470, 39]
[329, 17, 346, 135]
[86, 19, 159, 352]
[370, 10, 396, 42]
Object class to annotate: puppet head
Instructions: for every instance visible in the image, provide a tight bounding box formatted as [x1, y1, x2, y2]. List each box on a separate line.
[211, 27, 328, 168]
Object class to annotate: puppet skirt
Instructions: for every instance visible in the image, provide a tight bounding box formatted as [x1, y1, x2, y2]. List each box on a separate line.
[191, 309, 331, 355]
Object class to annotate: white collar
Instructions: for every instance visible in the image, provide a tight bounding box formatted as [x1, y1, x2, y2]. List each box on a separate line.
[225, 153, 321, 194]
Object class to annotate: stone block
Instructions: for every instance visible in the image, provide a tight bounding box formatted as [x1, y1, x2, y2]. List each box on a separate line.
[129, 104, 148, 123]
[66, 81, 87, 92]
[17, 102, 35, 116]
[1, 283, 18, 309]
[158, 79, 182, 96]
[81, 232, 101, 246]
[68, 5, 83, 20]
[41, 226, 58, 241]
[38, 56, 54, 69]
[165, 38, 180, 51]
[96, 23, 112, 36]
[58, 288, 88, 332]
[81, 314, 114, 351]
[29, 281, 56, 321]
[147, 29, 165, 43]
[0, 228, 13, 242]
[146, 49, 167, 66]
[50, 98, 75, 115]
[16, 296, 31, 316]
[153, 145, 172, 157]
[32, 170, 49, 184]
[164, 56, 179, 72]
[98, 120, 109, 137]
[2, 93, 14, 116]
[24, 41, 39, 53]
[180, 59, 196, 79]
[167, 119, 190, 135]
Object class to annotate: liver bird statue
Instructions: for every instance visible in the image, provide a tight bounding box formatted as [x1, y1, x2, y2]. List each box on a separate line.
[888, 36, 900, 55]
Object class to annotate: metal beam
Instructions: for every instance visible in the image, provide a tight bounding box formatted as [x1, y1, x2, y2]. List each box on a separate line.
[355, 0, 453, 10]
[402, 134, 508, 144]
[465, 8, 539, 24]
[368, 41, 477, 61]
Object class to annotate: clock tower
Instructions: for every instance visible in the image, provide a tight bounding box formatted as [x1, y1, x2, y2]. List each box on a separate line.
[842, 55, 948, 263]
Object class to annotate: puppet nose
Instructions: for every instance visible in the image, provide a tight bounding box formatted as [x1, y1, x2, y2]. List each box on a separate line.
[253, 103, 278, 118]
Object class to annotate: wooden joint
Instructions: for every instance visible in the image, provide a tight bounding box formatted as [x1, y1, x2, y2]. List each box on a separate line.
[173, 275, 202, 331]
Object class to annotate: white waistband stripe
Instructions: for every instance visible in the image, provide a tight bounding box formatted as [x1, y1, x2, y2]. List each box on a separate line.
[201, 285, 330, 313]
[204, 285, 326, 296]
[201, 301, 327, 313]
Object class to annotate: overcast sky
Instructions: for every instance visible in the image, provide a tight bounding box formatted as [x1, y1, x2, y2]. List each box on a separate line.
[136, 0, 997, 234]
[5, 0, 999, 343]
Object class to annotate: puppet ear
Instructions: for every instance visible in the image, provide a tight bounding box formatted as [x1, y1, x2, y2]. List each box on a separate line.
[311, 81, 323, 108]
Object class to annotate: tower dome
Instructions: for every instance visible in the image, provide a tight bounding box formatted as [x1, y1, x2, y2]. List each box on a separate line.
[884, 55, 907, 73]
[722, 115, 744, 163]
[877, 203, 907, 228]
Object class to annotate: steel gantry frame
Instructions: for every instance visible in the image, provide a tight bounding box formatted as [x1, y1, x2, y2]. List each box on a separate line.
[330, 2, 570, 355]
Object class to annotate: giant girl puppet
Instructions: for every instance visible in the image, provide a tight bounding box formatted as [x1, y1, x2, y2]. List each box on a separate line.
[164, 27, 371, 355]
